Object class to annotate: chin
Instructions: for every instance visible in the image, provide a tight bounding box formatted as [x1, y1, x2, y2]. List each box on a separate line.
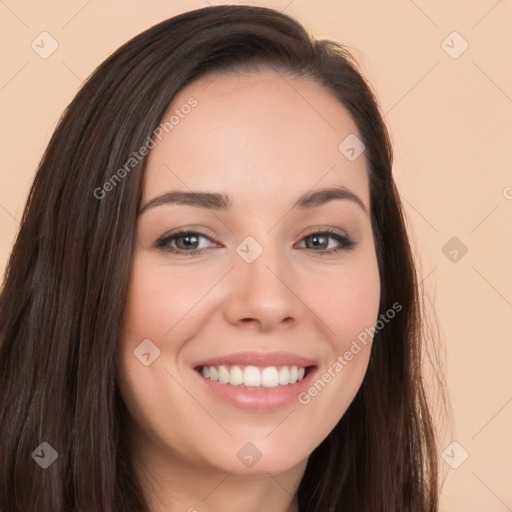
[198, 438, 310, 476]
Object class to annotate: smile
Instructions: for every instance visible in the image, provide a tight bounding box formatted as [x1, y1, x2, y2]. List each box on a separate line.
[197, 364, 310, 388]
[191, 351, 318, 411]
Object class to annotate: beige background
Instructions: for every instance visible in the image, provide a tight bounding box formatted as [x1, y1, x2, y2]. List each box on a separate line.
[1, 1, 511, 509]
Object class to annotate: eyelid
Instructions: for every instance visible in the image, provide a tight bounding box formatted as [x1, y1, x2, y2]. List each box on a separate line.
[298, 225, 350, 239]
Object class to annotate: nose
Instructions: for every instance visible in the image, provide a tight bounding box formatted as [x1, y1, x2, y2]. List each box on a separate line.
[223, 244, 306, 332]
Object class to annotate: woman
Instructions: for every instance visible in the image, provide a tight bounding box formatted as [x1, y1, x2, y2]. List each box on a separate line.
[0, 5, 446, 511]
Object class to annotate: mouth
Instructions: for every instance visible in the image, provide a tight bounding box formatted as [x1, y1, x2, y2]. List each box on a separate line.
[192, 360, 318, 411]
[194, 364, 315, 389]
[191, 351, 319, 411]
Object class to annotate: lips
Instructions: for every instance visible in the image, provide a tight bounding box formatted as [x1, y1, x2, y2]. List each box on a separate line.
[192, 350, 317, 369]
[191, 351, 318, 411]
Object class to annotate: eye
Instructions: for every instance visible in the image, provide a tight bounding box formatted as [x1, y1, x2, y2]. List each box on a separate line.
[155, 228, 356, 256]
[155, 229, 217, 255]
[296, 229, 356, 253]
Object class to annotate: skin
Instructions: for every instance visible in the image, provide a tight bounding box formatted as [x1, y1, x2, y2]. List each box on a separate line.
[116, 69, 381, 512]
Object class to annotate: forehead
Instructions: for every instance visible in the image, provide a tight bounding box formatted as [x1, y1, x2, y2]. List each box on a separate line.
[143, 70, 369, 210]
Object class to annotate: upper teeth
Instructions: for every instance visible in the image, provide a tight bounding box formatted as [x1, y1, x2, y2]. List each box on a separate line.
[200, 365, 306, 387]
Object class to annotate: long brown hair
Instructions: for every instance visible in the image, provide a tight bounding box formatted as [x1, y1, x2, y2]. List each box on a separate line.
[0, 5, 446, 511]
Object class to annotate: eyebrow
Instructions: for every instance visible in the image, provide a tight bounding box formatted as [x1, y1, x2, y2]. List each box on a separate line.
[139, 185, 367, 215]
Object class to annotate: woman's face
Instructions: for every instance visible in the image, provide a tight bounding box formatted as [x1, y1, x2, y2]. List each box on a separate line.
[117, 70, 380, 476]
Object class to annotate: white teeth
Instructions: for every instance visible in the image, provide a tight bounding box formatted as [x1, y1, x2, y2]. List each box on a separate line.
[243, 366, 261, 387]
[218, 365, 230, 384]
[200, 364, 308, 387]
[261, 367, 279, 387]
[278, 366, 290, 385]
[229, 365, 243, 385]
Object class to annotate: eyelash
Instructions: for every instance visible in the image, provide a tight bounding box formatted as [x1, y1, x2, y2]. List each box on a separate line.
[154, 228, 356, 256]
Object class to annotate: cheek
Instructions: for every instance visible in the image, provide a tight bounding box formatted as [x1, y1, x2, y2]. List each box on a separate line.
[115, 258, 186, 410]
[115, 254, 221, 404]
[313, 252, 381, 353]
[120, 257, 211, 346]
[294, 254, 380, 437]
[326, 271, 380, 348]
[115, 258, 206, 458]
